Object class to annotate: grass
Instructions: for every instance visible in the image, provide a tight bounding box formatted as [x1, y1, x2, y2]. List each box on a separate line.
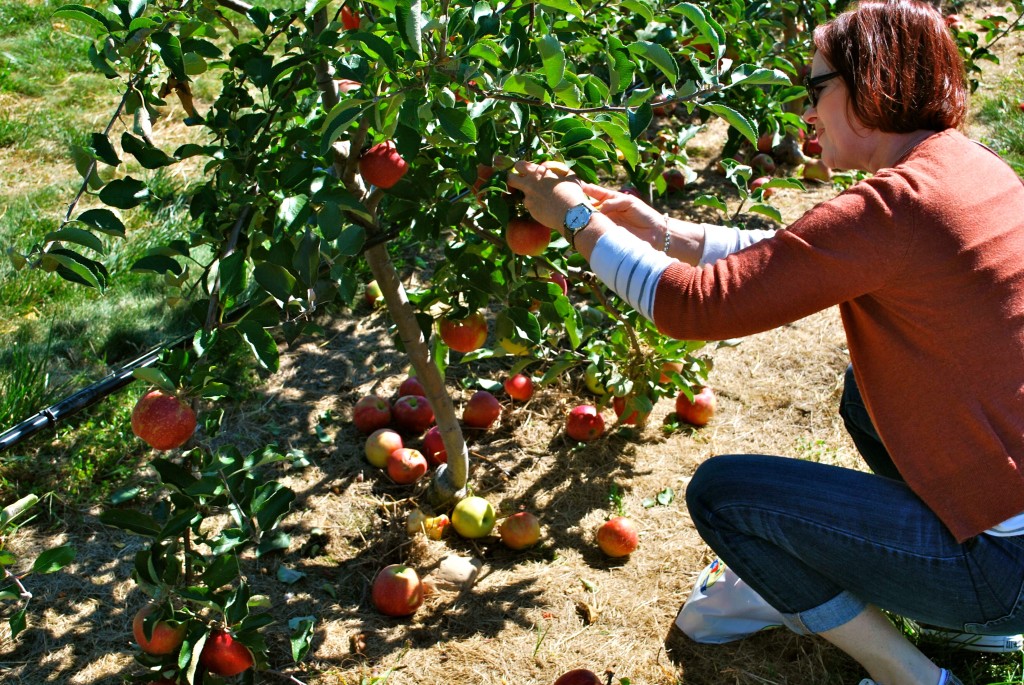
[975, 55, 1024, 176]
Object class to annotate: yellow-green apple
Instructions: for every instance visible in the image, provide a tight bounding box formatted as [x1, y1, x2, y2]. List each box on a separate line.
[386, 447, 428, 484]
[421, 425, 448, 466]
[675, 386, 717, 426]
[133, 603, 187, 656]
[505, 217, 551, 256]
[750, 176, 774, 199]
[407, 508, 451, 539]
[199, 629, 254, 677]
[803, 159, 832, 183]
[372, 564, 423, 616]
[499, 511, 541, 550]
[451, 495, 496, 538]
[803, 136, 822, 156]
[131, 389, 196, 450]
[463, 390, 501, 429]
[553, 669, 603, 685]
[392, 395, 434, 435]
[612, 395, 648, 426]
[341, 4, 360, 30]
[359, 141, 408, 189]
[597, 516, 639, 557]
[566, 405, 605, 441]
[750, 152, 776, 175]
[352, 395, 392, 434]
[363, 280, 382, 307]
[584, 363, 606, 395]
[504, 374, 534, 402]
[438, 312, 488, 353]
[365, 428, 403, 468]
[397, 376, 426, 398]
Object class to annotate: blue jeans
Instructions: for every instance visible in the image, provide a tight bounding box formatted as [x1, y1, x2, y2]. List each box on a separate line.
[685, 365, 1024, 636]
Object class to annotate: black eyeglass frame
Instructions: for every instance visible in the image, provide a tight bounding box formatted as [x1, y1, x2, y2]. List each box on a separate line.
[804, 71, 841, 107]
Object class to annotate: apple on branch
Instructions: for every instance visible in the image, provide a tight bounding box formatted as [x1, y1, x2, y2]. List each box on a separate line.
[200, 629, 254, 677]
[438, 311, 488, 353]
[506, 217, 552, 256]
[359, 140, 408, 189]
[133, 603, 187, 656]
[131, 389, 197, 451]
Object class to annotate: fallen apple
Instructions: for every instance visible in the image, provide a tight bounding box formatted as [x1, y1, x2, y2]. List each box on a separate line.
[407, 509, 451, 540]
[675, 386, 717, 427]
[397, 376, 426, 398]
[499, 511, 541, 550]
[371, 564, 424, 617]
[363, 280, 382, 307]
[802, 136, 822, 156]
[451, 495, 496, 538]
[553, 669, 603, 685]
[392, 395, 434, 435]
[566, 405, 605, 442]
[199, 629, 254, 677]
[133, 603, 187, 656]
[463, 390, 501, 429]
[359, 140, 408, 189]
[504, 374, 534, 402]
[597, 516, 639, 557]
[365, 428, 403, 468]
[803, 159, 832, 183]
[352, 394, 392, 435]
[387, 447, 429, 484]
[506, 217, 552, 256]
[421, 425, 448, 466]
[662, 168, 687, 192]
[131, 389, 197, 451]
[438, 311, 488, 353]
[750, 152, 776, 175]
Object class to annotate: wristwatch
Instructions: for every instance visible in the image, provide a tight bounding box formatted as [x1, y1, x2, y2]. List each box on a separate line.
[564, 202, 596, 251]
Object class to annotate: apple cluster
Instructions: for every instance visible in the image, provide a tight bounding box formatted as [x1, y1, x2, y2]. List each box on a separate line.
[132, 603, 253, 679]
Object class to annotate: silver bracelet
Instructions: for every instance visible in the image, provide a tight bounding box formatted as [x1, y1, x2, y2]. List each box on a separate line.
[662, 215, 671, 254]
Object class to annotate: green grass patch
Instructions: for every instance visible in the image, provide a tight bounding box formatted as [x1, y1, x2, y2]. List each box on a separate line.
[975, 59, 1024, 177]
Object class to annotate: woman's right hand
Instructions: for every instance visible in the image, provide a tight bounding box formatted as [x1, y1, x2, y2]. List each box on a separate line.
[581, 183, 667, 249]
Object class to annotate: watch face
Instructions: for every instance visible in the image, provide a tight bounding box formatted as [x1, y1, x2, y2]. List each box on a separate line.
[566, 204, 592, 230]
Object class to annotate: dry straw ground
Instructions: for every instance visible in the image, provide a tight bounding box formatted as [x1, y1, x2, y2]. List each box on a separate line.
[1, 6, 1022, 684]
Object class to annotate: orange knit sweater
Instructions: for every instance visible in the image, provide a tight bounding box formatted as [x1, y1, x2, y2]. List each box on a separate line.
[653, 129, 1024, 542]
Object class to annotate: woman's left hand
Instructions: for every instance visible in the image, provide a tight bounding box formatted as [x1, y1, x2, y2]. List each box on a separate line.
[507, 161, 589, 231]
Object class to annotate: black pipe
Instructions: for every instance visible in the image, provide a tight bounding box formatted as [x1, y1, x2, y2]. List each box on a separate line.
[0, 334, 191, 453]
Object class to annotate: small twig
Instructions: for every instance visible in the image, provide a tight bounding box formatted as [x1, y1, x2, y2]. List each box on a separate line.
[3, 568, 32, 601]
[263, 668, 308, 685]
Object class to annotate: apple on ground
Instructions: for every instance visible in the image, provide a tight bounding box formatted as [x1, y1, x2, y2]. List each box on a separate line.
[464, 390, 501, 429]
[397, 376, 426, 398]
[352, 395, 392, 434]
[566, 405, 605, 441]
[504, 374, 534, 402]
[438, 311, 488, 353]
[451, 495, 496, 538]
[199, 629, 254, 677]
[675, 386, 717, 427]
[612, 395, 649, 426]
[750, 176, 774, 199]
[133, 603, 187, 656]
[802, 136, 823, 156]
[340, 5, 359, 30]
[553, 669, 604, 685]
[1018, 102, 1024, 114]
[803, 159, 832, 183]
[506, 217, 552, 256]
[392, 395, 434, 435]
[364, 428, 403, 468]
[662, 168, 687, 192]
[597, 516, 640, 557]
[371, 564, 424, 617]
[131, 389, 197, 451]
[499, 511, 541, 550]
[363, 280, 382, 307]
[407, 508, 451, 539]
[359, 140, 408, 189]
[420, 425, 448, 466]
[750, 152, 776, 175]
[386, 447, 429, 484]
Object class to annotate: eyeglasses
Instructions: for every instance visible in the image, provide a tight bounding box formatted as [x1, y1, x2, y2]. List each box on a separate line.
[804, 71, 841, 107]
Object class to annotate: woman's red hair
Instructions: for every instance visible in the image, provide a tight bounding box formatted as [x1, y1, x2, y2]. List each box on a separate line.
[813, 0, 968, 132]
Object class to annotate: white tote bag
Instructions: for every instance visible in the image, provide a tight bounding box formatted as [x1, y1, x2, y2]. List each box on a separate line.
[675, 558, 785, 644]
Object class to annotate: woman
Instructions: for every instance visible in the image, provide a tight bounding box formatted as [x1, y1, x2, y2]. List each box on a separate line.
[507, 1, 1024, 684]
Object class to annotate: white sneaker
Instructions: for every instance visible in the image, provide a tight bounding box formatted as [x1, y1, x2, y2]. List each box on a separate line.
[918, 625, 1024, 653]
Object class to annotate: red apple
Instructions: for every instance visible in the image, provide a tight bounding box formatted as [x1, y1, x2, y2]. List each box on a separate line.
[659, 361, 684, 384]
[471, 163, 494, 200]
[463, 390, 501, 429]
[341, 5, 360, 30]
[131, 390, 197, 450]
[750, 152, 776, 175]
[803, 158, 832, 183]
[750, 176, 774, 199]
[620, 185, 642, 198]
[566, 405, 605, 442]
[1018, 101, 1024, 114]
[499, 511, 541, 550]
[133, 603, 187, 656]
[397, 376, 426, 398]
[504, 374, 534, 402]
[199, 629, 254, 677]
[352, 395, 392, 434]
[612, 395, 648, 426]
[421, 425, 448, 466]
[802, 136, 822, 156]
[597, 516, 639, 557]
[662, 168, 687, 192]
[549, 272, 569, 296]
[363, 280, 382, 307]
[756, 131, 775, 153]
[553, 668, 603, 685]
[506, 217, 552, 256]
[675, 386, 717, 426]
[945, 13, 964, 30]
[438, 312, 488, 353]
[386, 447, 429, 484]
[359, 140, 408, 189]
[365, 428, 403, 468]
[392, 395, 434, 435]
[371, 564, 424, 616]
[336, 78, 361, 93]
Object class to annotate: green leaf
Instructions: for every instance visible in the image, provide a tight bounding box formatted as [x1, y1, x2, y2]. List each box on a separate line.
[45, 226, 105, 254]
[132, 367, 175, 392]
[277, 566, 306, 585]
[75, 208, 124, 237]
[627, 41, 679, 82]
[53, 5, 115, 33]
[537, 35, 565, 89]
[537, 0, 585, 19]
[621, 0, 655, 23]
[395, 0, 424, 58]
[90, 132, 120, 166]
[304, 0, 330, 16]
[699, 103, 757, 146]
[320, 100, 366, 155]
[694, 194, 728, 213]
[131, 254, 183, 275]
[202, 554, 240, 590]
[9, 609, 26, 639]
[218, 251, 248, 298]
[728, 66, 793, 87]
[656, 487, 675, 506]
[0, 551, 16, 566]
[749, 203, 783, 223]
[236, 320, 280, 372]
[152, 30, 187, 81]
[110, 486, 142, 505]
[253, 482, 295, 531]
[628, 104, 653, 140]
[99, 177, 149, 209]
[121, 132, 175, 168]
[32, 545, 75, 574]
[253, 262, 296, 302]
[99, 509, 162, 537]
[46, 249, 108, 289]
[289, 616, 315, 662]
[435, 106, 477, 143]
